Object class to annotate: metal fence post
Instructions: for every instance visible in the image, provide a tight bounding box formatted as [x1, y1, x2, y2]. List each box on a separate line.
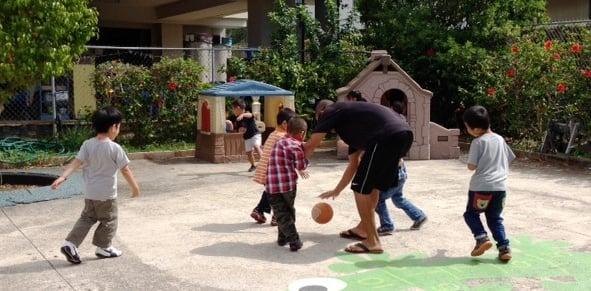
[51, 76, 57, 137]
[211, 46, 215, 83]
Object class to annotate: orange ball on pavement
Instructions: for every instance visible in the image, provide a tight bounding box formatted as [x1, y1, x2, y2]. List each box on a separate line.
[312, 202, 333, 224]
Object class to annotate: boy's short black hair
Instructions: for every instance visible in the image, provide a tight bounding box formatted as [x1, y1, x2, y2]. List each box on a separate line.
[463, 105, 490, 130]
[277, 107, 296, 125]
[288, 116, 307, 135]
[347, 90, 367, 102]
[390, 100, 406, 115]
[232, 98, 246, 109]
[92, 107, 123, 133]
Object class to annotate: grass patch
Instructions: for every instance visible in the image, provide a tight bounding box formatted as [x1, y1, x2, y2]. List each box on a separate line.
[121, 141, 194, 153]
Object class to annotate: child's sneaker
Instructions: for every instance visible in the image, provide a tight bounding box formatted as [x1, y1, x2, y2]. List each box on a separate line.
[95, 246, 123, 258]
[250, 208, 266, 223]
[60, 241, 81, 264]
[471, 237, 493, 256]
[289, 240, 303, 252]
[498, 246, 512, 262]
[410, 216, 428, 230]
[377, 226, 394, 236]
[270, 215, 278, 226]
[248, 165, 257, 172]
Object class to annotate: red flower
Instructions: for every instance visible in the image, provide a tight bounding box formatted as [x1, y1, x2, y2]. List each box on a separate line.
[511, 46, 520, 54]
[228, 76, 237, 83]
[506, 67, 516, 78]
[571, 43, 583, 54]
[544, 40, 553, 51]
[553, 53, 561, 61]
[426, 48, 436, 57]
[487, 87, 497, 96]
[167, 82, 177, 91]
[581, 69, 591, 79]
[556, 83, 567, 93]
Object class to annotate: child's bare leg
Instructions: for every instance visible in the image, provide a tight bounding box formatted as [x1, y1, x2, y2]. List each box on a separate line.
[247, 151, 255, 166]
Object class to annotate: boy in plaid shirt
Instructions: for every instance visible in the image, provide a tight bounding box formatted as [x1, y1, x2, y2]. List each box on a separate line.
[267, 117, 309, 252]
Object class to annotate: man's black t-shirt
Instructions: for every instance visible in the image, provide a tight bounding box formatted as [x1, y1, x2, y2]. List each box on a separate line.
[313, 102, 411, 151]
[236, 115, 258, 140]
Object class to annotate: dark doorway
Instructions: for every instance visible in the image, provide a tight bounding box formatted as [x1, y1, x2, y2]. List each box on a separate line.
[380, 89, 408, 117]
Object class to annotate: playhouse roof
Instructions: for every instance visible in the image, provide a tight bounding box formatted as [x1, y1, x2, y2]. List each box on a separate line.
[336, 50, 433, 98]
[200, 80, 293, 97]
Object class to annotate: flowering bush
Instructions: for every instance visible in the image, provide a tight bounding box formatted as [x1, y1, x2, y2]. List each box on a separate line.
[93, 58, 207, 145]
[475, 32, 591, 143]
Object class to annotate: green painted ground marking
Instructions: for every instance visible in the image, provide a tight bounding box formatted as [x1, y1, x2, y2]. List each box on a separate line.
[328, 236, 591, 290]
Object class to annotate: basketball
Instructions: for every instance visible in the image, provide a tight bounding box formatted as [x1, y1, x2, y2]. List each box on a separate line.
[311, 202, 333, 224]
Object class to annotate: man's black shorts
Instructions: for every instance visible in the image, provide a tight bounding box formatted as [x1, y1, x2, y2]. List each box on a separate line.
[351, 130, 414, 194]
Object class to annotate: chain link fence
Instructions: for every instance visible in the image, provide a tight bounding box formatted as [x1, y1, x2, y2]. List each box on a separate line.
[0, 46, 259, 128]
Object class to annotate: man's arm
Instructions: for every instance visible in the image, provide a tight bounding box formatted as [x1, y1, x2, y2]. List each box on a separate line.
[51, 158, 83, 189]
[304, 132, 326, 159]
[318, 150, 362, 199]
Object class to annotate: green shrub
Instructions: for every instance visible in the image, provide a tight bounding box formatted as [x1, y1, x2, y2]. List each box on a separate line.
[476, 32, 591, 143]
[93, 58, 208, 146]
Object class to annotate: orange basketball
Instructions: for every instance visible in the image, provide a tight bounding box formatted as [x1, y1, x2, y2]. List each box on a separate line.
[311, 202, 333, 224]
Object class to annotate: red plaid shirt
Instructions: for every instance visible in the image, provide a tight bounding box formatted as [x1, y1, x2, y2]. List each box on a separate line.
[265, 136, 309, 194]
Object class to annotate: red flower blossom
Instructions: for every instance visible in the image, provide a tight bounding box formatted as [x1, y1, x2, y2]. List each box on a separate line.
[581, 69, 591, 79]
[553, 53, 561, 61]
[426, 48, 436, 57]
[544, 40, 553, 51]
[556, 83, 567, 93]
[167, 82, 177, 91]
[487, 87, 497, 96]
[571, 43, 583, 54]
[506, 67, 516, 78]
[511, 46, 520, 54]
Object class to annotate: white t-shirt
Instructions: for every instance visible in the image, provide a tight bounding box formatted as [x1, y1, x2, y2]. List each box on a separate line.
[76, 137, 130, 200]
[467, 133, 516, 191]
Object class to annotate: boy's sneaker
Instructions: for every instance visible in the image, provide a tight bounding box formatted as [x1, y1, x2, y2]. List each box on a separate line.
[277, 237, 287, 247]
[95, 246, 123, 258]
[60, 241, 81, 264]
[377, 226, 394, 236]
[270, 215, 278, 226]
[471, 237, 493, 257]
[250, 208, 266, 223]
[410, 216, 428, 230]
[289, 240, 303, 252]
[248, 165, 256, 172]
[498, 246, 512, 262]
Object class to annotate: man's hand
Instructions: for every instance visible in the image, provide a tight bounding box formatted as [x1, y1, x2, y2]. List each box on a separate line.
[236, 113, 244, 121]
[51, 176, 67, 190]
[318, 189, 340, 200]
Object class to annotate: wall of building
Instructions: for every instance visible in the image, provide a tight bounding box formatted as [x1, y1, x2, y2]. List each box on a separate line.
[548, 0, 589, 21]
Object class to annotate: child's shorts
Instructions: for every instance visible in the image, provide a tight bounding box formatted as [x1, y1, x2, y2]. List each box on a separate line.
[245, 133, 262, 151]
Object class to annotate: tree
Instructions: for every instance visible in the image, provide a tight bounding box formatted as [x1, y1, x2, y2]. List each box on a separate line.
[0, 0, 98, 105]
[228, 0, 367, 120]
[356, 0, 548, 127]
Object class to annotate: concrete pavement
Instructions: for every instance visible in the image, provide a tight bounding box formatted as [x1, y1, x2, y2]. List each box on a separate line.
[1, 152, 590, 290]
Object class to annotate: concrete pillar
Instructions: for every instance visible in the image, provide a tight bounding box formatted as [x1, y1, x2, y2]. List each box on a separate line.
[247, 0, 274, 47]
[188, 34, 213, 83]
[213, 28, 230, 83]
[161, 23, 183, 57]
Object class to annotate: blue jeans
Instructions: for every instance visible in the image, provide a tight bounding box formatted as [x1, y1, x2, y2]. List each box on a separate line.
[375, 166, 426, 231]
[463, 191, 510, 248]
